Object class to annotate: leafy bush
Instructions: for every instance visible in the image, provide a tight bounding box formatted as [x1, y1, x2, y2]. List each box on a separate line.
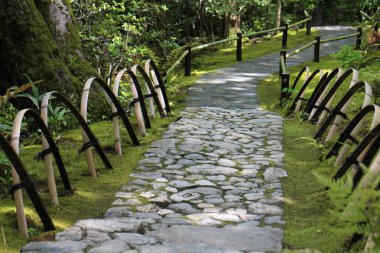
[315, 171, 380, 250]
[0, 153, 11, 195]
[334, 46, 366, 69]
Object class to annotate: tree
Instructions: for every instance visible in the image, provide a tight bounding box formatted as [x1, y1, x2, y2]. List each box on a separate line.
[275, 0, 281, 30]
[0, 0, 96, 98]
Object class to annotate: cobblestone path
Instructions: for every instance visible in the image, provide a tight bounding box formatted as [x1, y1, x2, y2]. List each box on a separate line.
[22, 27, 355, 253]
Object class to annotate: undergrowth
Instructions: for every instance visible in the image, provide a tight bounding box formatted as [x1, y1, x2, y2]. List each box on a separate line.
[0, 28, 318, 253]
[257, 46, 380, 252]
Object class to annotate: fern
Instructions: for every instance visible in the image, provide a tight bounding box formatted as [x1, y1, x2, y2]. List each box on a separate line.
[314, 170, 380, 249]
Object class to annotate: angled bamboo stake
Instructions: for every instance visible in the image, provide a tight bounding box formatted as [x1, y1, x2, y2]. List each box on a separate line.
[316, 69, 344, 126]
[309, 68, 342, 119]
[294, 66, 310, 112]
[11, 111, 29, 238]
[335, 105, 380, 167]
[80, 78, 98, 179]
[325, 69, 360, 141]
[145, 59, 169, 115]
[40, 97, 59, 205]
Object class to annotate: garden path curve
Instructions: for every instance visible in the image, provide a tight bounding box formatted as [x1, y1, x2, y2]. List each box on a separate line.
[22, 26, 355, 253]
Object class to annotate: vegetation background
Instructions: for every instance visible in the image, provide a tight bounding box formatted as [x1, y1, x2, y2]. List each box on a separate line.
[0, 0, 379, 252]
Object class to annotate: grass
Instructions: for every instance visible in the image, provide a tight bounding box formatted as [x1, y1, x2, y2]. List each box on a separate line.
[4, 28, 374, 252]
[257, 47, 380, 252]
[0, 114, 177, 252]
[0, 28, 319, 253]
[166, 28, 319, 86]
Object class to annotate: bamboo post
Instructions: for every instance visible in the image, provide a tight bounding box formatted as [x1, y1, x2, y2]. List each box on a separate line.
[282, 23, 288, 49]
[306, 17, 312, 35]
[361, 150, 380, 190]
[279, 50, 287, 78]
[40, 96, 59, 205]
[356, 27, 362, 50]
[335, 106, 380, 167]
[131, 66, 147, 135]
[314, 36, 320, 62]
[80, 78, 98, 179]
[325, 69, 360, 142]
[281, 73, 290, 106]
[150, 70, 167, 116]
[185, 47, 192, 76]
[145, 60, 167, 116]
[236, 32, 242, 61]
[144, 61, 156, 116]
[295, 67, 310, 112]
[11, 111, 29, 238]
[309, 69, 342, 120]
[316, 69, 344, 127]
[112, 69, 128, 156]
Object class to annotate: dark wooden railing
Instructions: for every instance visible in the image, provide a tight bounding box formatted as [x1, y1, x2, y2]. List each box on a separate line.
[166, 15, 312, 78]
[279, 27, 363, 103]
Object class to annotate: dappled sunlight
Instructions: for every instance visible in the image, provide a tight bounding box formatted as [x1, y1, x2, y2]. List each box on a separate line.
[196, 78, 227, 84]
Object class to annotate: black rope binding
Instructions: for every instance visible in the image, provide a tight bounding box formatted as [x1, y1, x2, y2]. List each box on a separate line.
[79, 139, 100, 154]
[8, 181, 35, 199]
[34, 146, 59, 161]
[313, 104, 331, 113]
[342, 134, 360, 145]
[331, 108, 348, 120]
[107, 111, 122, 121]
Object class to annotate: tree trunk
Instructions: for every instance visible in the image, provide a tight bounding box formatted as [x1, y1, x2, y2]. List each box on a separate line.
[275, 0, 282, 34]
[223, 13, 229, 38]
[0, 0, 96, 98]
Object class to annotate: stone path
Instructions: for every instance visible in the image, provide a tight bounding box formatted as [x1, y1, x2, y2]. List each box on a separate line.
[22, 26, 355, 253]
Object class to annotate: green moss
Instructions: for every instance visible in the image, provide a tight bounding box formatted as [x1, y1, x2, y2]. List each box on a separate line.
[0, 29, 327, 253]
[256, 51, 380, 251]
[0, 110, 179, 253]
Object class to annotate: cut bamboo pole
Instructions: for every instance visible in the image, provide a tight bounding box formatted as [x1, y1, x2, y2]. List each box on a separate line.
[80, 78, 98, 179]
[111, 69, 127, 156]
[335, 105, 380, 167]
[309, 68, 343, 120]
[325, 69, 360, 141]
[295, 67, 310, 112]
[317, 69, 345, 127]
[131, 66, 147, 135]
[144, 61, 155, 116]
[40, 96, 59, 205]
[11, 110, 29, 238]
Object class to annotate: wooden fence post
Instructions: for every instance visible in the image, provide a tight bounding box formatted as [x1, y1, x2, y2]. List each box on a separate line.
[281, 73, 290, 106]
[282, 23, 288, 49]
[306, 17, 312, 35]
[236, 32, 242, 61]
[314, 36, 320, 62]
[356, 27, 362, 50]
[185, 47, 192, 76]
[279, 50, 287, 78]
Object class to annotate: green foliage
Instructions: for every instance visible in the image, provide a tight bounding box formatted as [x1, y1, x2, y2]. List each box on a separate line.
[314, 171, 380, 250]
[0, 152, 11, 195]
[71, 0, 164, 68]
[334, 46, 366, 69]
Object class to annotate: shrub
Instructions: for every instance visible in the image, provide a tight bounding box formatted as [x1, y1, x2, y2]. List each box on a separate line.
[334, 46, 366, 69]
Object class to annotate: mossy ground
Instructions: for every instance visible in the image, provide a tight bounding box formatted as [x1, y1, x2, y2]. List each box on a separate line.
[1, 28, 319, 253]
[257, 50, 380, 252]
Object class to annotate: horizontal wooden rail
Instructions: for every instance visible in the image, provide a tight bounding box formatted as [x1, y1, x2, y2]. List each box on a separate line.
[288, 17, 311, 29]
[360, 10, 372, 20]
[166, 50, 189, 77]
[280, 55, 287, 74]
[165, 14, 312, 78]
[192, 37, 238, 51]
[320, 32, 359, 43]
[244, 26, 285, 38]
[287, 40, 316, 57]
